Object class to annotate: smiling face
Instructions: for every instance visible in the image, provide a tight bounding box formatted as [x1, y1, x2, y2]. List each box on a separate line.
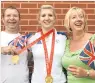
[69, 9, 85, 32]
[39, 8, 56, 31]
[2, 8, 20, 33]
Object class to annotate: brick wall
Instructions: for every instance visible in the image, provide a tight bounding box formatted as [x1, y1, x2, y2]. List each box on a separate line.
[1, 1, 95, 33]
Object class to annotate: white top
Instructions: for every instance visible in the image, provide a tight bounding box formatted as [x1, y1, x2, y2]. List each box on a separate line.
[28, 30, 67, 83]
[1, 31, 29, 83]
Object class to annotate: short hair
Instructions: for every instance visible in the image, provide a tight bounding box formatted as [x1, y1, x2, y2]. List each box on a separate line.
[38, 5, 56, 19]
[2, 6, 20, 18]
[64, 7, 87, 33]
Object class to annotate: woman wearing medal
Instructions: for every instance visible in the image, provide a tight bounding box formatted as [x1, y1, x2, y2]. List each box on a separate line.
[62, 7, 95, 83]
[28, 5, 67, 83]
[1, 6, 29, 83]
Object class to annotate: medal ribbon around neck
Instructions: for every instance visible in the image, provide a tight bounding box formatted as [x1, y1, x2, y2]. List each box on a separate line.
[9, 29, 54, 64]
[17, 29, 54, 54]
[41, 29, 55, 76]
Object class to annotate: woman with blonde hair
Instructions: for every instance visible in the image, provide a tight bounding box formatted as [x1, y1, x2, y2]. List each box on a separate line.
[62, 7, 95, 83]
[28, 5, 67, 83]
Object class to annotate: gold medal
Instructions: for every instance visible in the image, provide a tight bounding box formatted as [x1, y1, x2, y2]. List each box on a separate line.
[45, 76, 53, 83]
[12, 55, 19, 64]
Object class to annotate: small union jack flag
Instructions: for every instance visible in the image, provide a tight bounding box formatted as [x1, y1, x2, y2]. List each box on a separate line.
[80, 41, 95, 70]
[8, 33, 32, 50]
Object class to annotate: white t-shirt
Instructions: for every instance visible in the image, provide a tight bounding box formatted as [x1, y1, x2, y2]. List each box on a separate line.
[28, 30, 67, 83]
[1, 31, 29, 83]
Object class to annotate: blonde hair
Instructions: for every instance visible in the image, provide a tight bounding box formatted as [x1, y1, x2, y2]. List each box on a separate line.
[38, 5, 56, 20]
[64, 7, 87, 33]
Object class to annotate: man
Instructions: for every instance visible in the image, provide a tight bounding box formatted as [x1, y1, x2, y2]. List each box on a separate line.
[1, 6, 30, 83]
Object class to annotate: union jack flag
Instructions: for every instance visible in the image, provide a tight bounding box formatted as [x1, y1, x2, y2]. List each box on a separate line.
[8, 33, 32, 50]
[80, 41, 95, 70]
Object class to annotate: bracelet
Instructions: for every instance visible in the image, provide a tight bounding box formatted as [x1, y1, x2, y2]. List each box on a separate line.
[86, 70, 90, 77]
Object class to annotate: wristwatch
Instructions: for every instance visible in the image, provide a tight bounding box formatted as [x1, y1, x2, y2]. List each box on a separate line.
[86, 70, 90, 77]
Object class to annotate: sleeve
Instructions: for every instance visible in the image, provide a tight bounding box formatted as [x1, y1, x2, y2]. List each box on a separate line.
[27, 33, 38, 52]
[57, 32, 67, 54]
[57, 31, 67, 41]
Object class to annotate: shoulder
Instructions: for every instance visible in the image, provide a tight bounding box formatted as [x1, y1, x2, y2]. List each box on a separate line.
[57, 32, 66, 36]
[25, 33, 32, 38]
[56, 32, 67, 42]
[86, 33, 93, 37]
[85, 33, 93, 39]
[57, 32, 67, 38]
[86, 33, 95, 42]
[1, 31, 9, 37]
[32, 32, 41, 39]
[28, 32, 40, 43]
[1, 31, 5, 34]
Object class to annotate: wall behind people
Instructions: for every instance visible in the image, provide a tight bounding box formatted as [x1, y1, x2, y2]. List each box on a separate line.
[1, 1, 95, 34]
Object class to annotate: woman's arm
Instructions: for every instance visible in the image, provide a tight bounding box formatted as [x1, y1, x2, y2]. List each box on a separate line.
[67, 65, 95, 79]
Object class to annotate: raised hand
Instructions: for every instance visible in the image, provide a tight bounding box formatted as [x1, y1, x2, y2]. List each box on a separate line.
[1, 46, 18, 55]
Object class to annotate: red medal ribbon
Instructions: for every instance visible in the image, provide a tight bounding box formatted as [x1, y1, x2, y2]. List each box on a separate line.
[41, 29, 55, 76]
[18, 29, 54, 54]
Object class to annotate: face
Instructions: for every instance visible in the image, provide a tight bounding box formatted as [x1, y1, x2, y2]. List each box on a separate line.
[69, 10, 85, 32]
[2, 8, 20, 32]
[39, 8, 55, 30]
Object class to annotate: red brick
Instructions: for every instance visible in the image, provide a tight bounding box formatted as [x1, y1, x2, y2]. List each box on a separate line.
[71, 4, 86, 8]
[29, 9, 39, 14]
[88, 4, 95, 8]
[56, 20, 63, 25]
[62, 9, 69, 14]
[45, 1, 59, 3]
[62, 1, 78, 3]
[11, 1, 28, 3]
[19, 9, 28, 14]
[79, 1, 94, 3]
[1, 1, 12, 3]
[29, 20, 38, 25]
[20, 20, 28, 25]
[1, 3, 3, 8]
[88, 26, 95, 31]
[21, 15, 37, 19]
[57, 15, 65, 19]
[55, 9, 62, 14]
[29, 1, 45, 3]
[88, 15, 95, 19]
[55, 26, 66, 31]
[84, 9, 94, 14]
[4, 3, 20, 8]
[21, 26, 37, 32]
[87, 20, 95, 25]
[54, 4, 70, 8]
[21, 3, 37, 8]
